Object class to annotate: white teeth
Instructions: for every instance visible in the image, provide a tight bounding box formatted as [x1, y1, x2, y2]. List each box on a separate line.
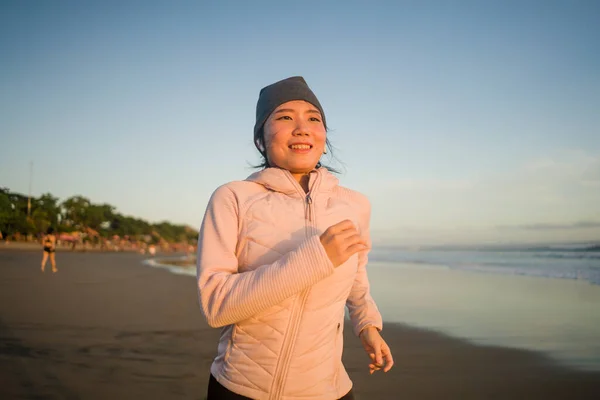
[290, 144, 311, 150]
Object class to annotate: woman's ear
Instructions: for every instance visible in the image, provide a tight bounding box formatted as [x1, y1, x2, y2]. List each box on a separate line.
[254, 137, 264, 152]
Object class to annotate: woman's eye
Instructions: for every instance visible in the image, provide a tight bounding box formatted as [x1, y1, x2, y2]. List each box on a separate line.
[309, 117, 321, 122]
[276, 116, 292, 120]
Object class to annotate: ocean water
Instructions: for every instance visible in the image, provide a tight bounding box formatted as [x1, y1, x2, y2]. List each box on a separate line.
[366, 261, 600, 372]
[146, 244, 600, 371]
[365, 245, 600, 371]
[369, 244, 600, 285]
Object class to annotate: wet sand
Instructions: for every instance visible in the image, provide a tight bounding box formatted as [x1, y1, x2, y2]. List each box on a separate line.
[1, 250, 599, 399]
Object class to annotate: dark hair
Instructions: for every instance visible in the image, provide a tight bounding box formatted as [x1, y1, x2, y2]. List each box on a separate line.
[252, 127, 342, 174]
[46, 227, 54, 235]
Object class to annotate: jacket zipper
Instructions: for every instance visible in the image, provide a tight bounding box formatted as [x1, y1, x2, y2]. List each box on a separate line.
[269, 172, 319, 399]
[305, 193, 312, 236]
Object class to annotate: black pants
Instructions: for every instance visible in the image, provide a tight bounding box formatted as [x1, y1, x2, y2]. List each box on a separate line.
[208, 374, 355, 400]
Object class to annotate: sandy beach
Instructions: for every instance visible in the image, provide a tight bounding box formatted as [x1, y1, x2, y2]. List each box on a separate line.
[1, 250, 599, 399]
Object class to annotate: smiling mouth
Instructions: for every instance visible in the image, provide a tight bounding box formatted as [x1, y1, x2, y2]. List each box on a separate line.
[289, 144, 312, 150]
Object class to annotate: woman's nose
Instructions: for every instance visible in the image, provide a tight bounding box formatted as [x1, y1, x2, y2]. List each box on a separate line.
[292, 121, 310, 136]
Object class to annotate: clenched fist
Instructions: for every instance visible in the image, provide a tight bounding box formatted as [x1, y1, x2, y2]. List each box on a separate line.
[320, 220, 368, 268]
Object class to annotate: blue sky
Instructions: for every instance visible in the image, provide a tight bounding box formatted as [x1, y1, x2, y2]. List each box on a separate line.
[1, 0, 599, 245]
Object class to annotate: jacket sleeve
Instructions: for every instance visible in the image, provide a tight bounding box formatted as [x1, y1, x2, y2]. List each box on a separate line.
[345, 196, 383, 336]
[196, 184, 335, 328]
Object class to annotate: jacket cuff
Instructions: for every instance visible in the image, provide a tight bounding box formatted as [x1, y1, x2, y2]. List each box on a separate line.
[355, 319, 383, 337]
[292, 235, 335, 282]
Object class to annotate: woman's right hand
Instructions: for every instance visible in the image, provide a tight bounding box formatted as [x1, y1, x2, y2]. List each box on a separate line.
[320, 220, 368, 268]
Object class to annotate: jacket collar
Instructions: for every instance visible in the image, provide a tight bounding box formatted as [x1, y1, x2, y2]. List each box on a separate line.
[245, 167, 339, 197]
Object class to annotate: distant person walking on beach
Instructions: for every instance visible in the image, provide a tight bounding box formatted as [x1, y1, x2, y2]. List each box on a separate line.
[41, 227, 58, 273]
[196, 76, 393, 400]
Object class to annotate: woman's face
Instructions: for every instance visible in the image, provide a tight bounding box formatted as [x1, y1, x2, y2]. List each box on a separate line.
[263, 100, 326, 176]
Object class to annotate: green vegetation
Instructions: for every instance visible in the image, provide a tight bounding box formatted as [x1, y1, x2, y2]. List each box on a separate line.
[0, 187, 197, 245]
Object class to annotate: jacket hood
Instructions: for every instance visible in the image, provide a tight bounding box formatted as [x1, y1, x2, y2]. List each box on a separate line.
[245, 167, 339, 197]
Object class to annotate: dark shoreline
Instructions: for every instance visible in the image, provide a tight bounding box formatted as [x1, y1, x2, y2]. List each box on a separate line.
[1, 251, 599, 399]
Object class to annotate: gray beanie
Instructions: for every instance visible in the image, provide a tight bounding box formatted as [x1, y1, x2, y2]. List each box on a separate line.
[253, 76, 326, 151]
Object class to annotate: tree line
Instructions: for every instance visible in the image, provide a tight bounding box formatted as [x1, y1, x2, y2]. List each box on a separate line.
[0, 187, 197, 245]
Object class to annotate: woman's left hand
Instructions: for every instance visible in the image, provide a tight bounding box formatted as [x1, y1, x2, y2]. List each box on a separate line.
[359, 326, 394, 374]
